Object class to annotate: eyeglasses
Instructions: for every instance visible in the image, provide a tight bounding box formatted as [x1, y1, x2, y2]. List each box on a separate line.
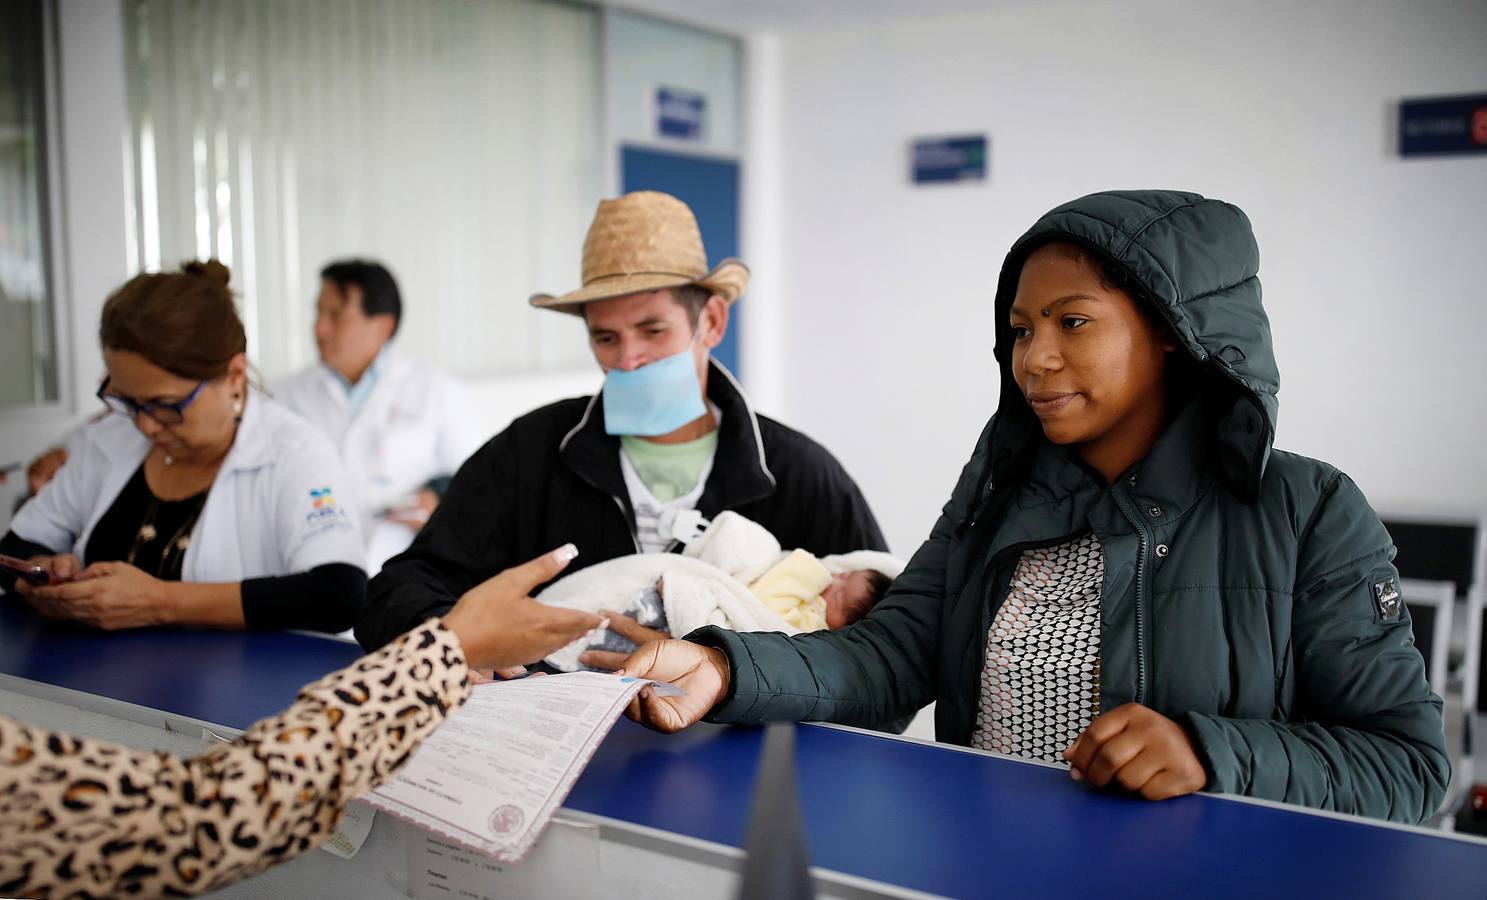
[97, 377, 208, 425]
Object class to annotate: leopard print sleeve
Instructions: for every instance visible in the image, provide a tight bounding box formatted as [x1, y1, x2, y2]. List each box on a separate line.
[0, 618, 471, 899]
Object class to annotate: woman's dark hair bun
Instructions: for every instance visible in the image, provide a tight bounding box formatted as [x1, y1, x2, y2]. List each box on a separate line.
[101, 259, 246, 380]
[181, 259, 231, 288]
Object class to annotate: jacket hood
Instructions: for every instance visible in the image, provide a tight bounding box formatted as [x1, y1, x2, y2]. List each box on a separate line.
[989, 189, 1279, 501]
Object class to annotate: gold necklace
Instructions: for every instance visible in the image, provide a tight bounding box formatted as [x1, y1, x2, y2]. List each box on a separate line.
[127, 492, 209, 576]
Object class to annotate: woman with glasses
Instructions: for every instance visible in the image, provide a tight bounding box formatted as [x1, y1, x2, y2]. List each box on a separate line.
[0, 260, 368, 633]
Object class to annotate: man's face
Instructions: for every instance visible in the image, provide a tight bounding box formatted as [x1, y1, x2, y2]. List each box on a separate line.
[314, 279, 393, 380]
[583, 289, 725, 386]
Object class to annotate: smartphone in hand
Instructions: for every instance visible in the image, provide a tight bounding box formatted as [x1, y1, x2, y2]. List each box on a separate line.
[0, 553, 55, 585]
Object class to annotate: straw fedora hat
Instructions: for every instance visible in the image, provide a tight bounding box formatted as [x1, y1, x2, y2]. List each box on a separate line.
[530, 191, 749, 315]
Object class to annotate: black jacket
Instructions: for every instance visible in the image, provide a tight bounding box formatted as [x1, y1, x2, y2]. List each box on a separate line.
[355, 361, 887, 650]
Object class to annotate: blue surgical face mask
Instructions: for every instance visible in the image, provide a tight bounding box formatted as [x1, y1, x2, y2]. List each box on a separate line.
[602, 345, 707, 437]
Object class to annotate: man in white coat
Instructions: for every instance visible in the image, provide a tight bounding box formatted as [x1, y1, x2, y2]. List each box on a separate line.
[277, 260, 482, 571]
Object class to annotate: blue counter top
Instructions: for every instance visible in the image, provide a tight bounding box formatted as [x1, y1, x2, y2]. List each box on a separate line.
[4, 602, 1485, 898]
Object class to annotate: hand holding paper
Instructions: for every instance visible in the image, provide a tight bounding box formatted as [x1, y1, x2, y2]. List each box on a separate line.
[616, 639, 731, 734]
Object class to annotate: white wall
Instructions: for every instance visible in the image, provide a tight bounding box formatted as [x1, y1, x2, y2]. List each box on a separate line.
[764, 0, 1487, 555]
[0, 0, 130, 517]
[739, 31, 785, 417]
[606, 9, 742, 155]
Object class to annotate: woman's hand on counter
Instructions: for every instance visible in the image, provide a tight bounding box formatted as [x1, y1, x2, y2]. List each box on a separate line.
[1063, 702, 1208, 800]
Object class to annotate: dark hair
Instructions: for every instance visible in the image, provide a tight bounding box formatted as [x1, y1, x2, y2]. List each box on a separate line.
[99, 259, 246, 380]
[669, 284, 712, 329]
[1040, 239, 1202, 390]
[320, 259, 402, 334]
[1043, 241, 1168, 331]
[577, 283, 714, 329]
[861, 569, 893, 606]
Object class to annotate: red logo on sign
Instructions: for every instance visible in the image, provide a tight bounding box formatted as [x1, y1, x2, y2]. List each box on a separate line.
[1474, 107, 1487, 145]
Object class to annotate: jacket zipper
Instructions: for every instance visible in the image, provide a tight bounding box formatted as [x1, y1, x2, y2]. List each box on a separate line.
[1111, 487, 1150, 706]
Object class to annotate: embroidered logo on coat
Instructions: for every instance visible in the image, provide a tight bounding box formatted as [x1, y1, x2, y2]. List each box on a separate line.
[1373, 579, 1402, 621]
[306, 486, 348, 527]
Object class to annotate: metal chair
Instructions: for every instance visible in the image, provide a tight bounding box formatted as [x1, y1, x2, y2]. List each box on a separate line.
[1381, 517, 1484, 825]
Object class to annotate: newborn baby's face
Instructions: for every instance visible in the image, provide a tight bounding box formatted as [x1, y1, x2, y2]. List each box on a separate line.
[822, 571, 878, 630]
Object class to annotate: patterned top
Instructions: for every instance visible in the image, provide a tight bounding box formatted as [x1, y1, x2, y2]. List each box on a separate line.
[973, 533, 1103, 763]
[0, 619, 471, 898]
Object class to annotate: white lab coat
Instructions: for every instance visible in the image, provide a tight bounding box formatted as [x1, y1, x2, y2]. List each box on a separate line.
[275, 349, 482, 568]
[9, 391, 365, 582]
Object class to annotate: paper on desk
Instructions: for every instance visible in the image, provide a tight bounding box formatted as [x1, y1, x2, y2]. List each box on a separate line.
[364, 672, 681, 863]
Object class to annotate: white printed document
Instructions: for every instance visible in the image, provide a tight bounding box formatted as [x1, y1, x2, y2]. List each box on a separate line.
[364, 671, 679, 862]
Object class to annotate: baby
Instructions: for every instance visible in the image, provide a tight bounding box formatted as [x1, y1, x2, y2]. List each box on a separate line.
[746, 548, 895, 632]
[540, 512, 904, 671]
[825, 569, 892, 629]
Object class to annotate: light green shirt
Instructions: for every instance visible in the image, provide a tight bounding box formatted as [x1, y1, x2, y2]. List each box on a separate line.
[620, 430, 719, 503]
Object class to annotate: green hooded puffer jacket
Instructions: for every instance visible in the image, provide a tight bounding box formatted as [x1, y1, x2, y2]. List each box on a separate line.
[691, 190, 1449, 824]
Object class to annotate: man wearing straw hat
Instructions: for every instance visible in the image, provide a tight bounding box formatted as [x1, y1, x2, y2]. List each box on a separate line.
[355, 191, 887, 654]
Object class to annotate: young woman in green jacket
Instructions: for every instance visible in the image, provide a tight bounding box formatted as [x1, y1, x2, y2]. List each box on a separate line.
[616, 190, 1450, 825]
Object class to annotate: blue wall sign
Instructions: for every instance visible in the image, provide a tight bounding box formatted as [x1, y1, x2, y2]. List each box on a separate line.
[1400, 94, 1487, 157]
[912, 135, 988, 184]
[656, 87, 706, 141]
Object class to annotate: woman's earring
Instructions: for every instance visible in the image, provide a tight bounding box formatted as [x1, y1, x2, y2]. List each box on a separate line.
[233, 393, 243, 424]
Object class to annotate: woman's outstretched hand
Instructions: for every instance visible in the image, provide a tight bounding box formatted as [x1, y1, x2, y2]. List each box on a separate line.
[442, 545, 604, 672]
[615, 639, 731, 733]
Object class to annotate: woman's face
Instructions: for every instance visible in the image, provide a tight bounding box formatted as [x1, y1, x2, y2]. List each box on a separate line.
[1009, 244, 1174, 455]
[102, 349, 246, 461]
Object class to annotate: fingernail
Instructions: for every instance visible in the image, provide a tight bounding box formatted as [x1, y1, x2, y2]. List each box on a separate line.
[509, 666, 527, 677]
[555, 543, 579, 562]
[1070, 768, 1083, 781]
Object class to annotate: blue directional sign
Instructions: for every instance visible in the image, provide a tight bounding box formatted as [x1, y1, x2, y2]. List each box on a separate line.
[1400, 94, 1487, 157]
[912, 134, 988, 184]
[657, 86, 706, 141]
